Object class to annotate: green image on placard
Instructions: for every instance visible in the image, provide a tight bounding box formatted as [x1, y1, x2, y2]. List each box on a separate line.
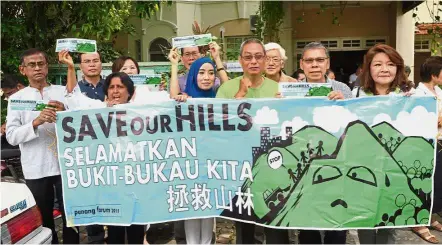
[247, 120, 433, 228]
[76, 43, 95, 53]
[307, 86, 333, 96]
[35, 103, 47, 111]
[194, 36, 212, 46]
[145, 77, 162, 85]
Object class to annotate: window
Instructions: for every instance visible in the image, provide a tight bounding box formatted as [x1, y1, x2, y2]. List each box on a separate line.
[225, 36, 254, 60]
[342, 39, 361, 48]
[296, 41, 315, 49]
[365, 39, 386, 47]
[320, 40, 338, 48]
[149, 38, 171, 61]
[415, 40, 430, 51]
[135, 40, 142, 62]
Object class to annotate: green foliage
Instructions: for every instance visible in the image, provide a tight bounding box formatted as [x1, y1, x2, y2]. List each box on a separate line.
[226, 48, 240, 61]
[255, 1, 284, 42]
[1, 1, 169, 74]
[97, 42, 123, 63]
[1, 98, 7, 125]
[413, 2, 442, 55]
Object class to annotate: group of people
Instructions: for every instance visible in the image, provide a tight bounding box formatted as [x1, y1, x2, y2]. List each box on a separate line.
[2, 37, 442, 244]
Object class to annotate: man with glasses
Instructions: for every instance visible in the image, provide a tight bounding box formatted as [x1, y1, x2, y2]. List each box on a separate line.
[216, 38, 287, 244]
[297, 42, 351, 244]
[66, 51, 107, 243]
[76, 52, 105, 102]
[6, 48, 79, 244]
[299, 42, 352, 100]
[178, 45, 225, 93]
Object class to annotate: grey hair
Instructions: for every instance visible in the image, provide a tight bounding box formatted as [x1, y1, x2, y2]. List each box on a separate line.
[301, 42, 330, 58]
[264, 42, 288, 61]
[239, 38, 265, 56]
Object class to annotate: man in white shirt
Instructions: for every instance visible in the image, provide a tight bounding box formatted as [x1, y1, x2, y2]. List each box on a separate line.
[6, 48, 79, 244]
[349, 64, 362, 88]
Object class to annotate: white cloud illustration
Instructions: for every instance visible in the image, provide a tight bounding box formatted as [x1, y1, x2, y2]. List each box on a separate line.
[372, 106, 437, 138]
[279, 117, 309, 140]
[312, 106, 358, 133]
[254, 106, 279, 125]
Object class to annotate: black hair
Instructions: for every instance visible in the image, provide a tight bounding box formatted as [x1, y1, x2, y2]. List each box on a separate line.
[20, 48, 49, 65]
[79, 52, 102, 62]
[326, 69, 334, 76]
[420, 56, 442, 83]
[103, 72, 135, 102]
[112, 56, 140, 74]
[291, 69, 305, 80]
[1, 74, 25, 89]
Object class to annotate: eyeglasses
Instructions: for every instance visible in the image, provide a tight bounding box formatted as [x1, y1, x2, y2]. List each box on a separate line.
[81, 59, 101, 64]
[266, 57, 281, 63]
[22, 61, 47, 69]
[302, 57, 328, 65]
[183, 52, 200, 58]
[241, 54, 265, 62]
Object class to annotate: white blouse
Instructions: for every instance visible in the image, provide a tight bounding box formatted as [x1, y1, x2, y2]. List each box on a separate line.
[414, 83, 442, 139]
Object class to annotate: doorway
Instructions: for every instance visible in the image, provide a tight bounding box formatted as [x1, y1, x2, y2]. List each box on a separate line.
[329, 50, 367, 84]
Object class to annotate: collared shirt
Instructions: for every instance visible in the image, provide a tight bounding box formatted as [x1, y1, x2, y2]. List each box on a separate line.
[6, 85, 67, 179]
[414, 83, 442, 139]
[216, 76, 278, 99]
[178, 73, 221, 93]
[78, 78, 105, 101]
[352, 87, 403, 97]
[301, 76, 353, 99]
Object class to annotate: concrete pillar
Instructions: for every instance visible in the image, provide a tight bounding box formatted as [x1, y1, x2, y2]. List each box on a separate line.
[176, 2, 202, 36]
[279, 1, 294, 76]
[396, 2, 415, 78]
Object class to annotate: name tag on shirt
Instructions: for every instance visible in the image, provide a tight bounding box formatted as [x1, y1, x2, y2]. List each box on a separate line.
[279, 82, 332, 97]
[9, 99, 50, 111]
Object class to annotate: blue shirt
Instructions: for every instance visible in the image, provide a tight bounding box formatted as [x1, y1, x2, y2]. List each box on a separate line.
[78, 79, 105, 101]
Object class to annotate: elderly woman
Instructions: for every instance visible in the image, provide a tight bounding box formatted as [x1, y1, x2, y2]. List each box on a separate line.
[264, 42, 297, 82]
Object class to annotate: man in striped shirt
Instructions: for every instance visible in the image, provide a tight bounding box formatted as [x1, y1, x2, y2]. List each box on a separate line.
[297, 42, 352, 244]
[299, 42, 353, 100]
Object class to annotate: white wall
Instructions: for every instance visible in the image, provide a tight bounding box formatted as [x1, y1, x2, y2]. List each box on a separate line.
[415, 0, 439, 23]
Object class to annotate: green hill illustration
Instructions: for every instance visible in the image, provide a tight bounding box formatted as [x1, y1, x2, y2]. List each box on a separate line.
[76, 43, 95, 53]
[286, 126, 338, 162]
[372, 121, 404, 153]
[145, 76, 162, 85]
[244, 146, 297, 218]
[307, 86, 332, 96]
[393, 137, 434, 209]
[251, 121, 428, 228]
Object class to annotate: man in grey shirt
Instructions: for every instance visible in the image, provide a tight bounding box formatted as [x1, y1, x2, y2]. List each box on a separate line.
[299, 42, 353, 99]
[297, 42, 352, 244]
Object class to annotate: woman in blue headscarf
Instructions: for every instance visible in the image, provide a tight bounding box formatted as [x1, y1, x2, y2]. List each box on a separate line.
[167, 54, 218, 244]
[169, 47, 226, 102]
[169, 57, 216, 244]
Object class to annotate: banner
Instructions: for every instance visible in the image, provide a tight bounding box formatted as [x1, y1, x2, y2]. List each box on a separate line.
[56, 96, 437, 229]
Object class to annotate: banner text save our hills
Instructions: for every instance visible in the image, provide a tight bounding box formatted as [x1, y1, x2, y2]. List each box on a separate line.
[55, 97, 437, 228]
[58, 102, 255, 188]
